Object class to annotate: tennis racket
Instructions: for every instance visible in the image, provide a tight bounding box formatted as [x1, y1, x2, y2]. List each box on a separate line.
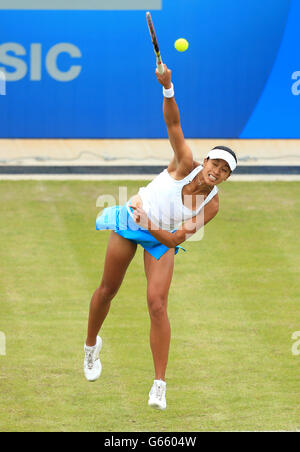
[146, 11, 165, 74]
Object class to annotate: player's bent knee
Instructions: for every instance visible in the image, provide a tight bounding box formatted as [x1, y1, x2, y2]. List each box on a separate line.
[99, 283, 119, 302]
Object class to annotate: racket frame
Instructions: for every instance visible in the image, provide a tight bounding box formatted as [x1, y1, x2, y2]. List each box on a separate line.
[146, 11, 165, 74]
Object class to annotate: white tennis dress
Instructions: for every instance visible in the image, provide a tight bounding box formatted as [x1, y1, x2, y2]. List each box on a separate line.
[130, 165, 218, 231]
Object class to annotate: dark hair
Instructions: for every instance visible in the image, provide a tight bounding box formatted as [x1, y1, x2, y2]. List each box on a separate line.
[212, 145, 238, 164]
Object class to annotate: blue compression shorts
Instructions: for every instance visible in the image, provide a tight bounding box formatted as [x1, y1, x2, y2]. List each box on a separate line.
[96, 204, 185, 260]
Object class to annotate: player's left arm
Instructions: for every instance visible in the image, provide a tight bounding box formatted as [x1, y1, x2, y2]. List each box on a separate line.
[171, 194, 219, 246]
[131, 195, 219, 248]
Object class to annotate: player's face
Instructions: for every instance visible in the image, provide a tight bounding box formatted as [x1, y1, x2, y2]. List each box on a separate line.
[202, 158, 231, 186]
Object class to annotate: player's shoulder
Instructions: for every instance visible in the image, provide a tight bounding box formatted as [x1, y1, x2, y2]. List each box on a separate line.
[192, 160, 202, 170]
[180, 159, 201, 176]
[170, 157, 195, 179]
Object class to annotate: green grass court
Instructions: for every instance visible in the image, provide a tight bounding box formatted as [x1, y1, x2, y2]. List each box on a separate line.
[0, 180, 299, 432]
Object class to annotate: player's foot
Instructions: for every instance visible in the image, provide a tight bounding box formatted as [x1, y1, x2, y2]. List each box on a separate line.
[84, 336, 102, 382]
[148, 379, 167, 410]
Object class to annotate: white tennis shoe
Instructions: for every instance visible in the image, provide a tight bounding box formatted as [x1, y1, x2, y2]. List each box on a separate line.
[84, 336, 102, 382]
[148, 379, 167, 410]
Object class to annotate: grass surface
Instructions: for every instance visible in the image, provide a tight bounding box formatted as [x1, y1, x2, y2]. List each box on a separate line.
[0, 180, 299, 432]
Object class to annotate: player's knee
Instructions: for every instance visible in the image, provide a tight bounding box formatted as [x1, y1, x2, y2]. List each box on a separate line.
[99, 283, 119, 302]
[148, 294, 167, 320]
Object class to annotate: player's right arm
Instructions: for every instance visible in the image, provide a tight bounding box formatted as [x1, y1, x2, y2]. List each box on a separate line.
[156, 65, 193, 177]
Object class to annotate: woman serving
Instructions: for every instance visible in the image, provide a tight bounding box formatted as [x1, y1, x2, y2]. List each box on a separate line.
[83, 64, 237, 410]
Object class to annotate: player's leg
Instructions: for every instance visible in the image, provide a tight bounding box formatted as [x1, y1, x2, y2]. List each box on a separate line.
[84, 231, 137, 382]
[86, 231, 137, 346]
[144, 248, 175, 409]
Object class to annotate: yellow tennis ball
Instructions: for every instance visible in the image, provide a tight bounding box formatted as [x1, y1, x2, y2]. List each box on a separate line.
[174, 38, 189, 52]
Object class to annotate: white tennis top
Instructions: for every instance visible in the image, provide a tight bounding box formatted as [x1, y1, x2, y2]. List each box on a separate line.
[133, 165, 218, 231]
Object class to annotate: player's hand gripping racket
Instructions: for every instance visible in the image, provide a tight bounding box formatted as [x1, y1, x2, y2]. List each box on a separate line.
[146, 11, 165, 74]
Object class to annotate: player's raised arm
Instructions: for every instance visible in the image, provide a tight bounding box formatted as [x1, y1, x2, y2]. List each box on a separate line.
[156, 65, 193, 176]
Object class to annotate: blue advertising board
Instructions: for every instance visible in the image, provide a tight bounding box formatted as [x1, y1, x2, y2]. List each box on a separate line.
[0, 0, 298, 138]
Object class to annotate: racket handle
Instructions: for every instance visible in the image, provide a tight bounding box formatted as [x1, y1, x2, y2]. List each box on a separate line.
[156, 58, 165, 74]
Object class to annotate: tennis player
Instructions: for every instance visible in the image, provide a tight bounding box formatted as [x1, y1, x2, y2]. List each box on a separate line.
[83, 64, 237, 410]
